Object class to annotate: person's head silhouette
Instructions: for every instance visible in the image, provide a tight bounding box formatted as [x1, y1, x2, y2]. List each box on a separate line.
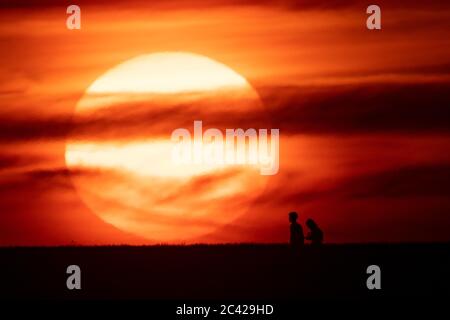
[306, 218, 318, 230]
[289, 211, 298, 223]
[305, 218, 323, 244]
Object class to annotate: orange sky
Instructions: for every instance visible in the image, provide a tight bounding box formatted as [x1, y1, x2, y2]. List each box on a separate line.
[1, 0, 450, 245]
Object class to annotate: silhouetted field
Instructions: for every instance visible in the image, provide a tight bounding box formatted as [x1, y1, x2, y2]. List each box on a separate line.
[0, 243, 449, 300]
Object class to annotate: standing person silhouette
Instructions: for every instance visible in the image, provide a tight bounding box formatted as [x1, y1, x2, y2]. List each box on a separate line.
[289, 211, 304, 249]
[305, 218, 323, 246]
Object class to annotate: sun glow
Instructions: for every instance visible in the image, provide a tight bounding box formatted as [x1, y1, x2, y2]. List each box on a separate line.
[66, 140, 230, 178]
[65, 52, 269, 243]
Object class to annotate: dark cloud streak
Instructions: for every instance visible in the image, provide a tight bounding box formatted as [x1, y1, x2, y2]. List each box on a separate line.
[3, 0, 447, 11]
[1, 82, 449, 142]
[265, 163, 450, 206]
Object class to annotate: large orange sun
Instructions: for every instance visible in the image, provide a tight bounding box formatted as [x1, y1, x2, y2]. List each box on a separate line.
[65, 52, 270, 243]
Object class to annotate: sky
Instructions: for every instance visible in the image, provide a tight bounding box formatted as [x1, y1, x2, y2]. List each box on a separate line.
[0, 0, 450, 245]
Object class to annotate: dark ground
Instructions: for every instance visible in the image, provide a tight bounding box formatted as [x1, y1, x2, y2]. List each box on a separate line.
[0, 243, 448, 300]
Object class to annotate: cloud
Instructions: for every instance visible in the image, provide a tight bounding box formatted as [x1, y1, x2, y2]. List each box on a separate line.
[0, 154, 31, 171]
[2, 0, 449, 10]
[2, 81, 449, 143]
[153, 168, 244, 205]
[261, 82, 450, 135]
[0, 115, 71, 143]
[341, 164, 450, 199]
[0, 166, 104, 194]
[261, 163, 450, 207]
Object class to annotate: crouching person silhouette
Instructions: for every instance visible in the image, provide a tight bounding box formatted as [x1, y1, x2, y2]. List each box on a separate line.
[305, 218, 323, 246]
[289, 211, 304, 250]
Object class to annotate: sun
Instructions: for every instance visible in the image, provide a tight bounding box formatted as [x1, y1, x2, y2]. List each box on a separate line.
[86, 52, 248, 94]
[65, 52, 269, 243]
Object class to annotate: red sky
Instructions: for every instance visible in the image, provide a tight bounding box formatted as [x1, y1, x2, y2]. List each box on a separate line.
[1, 0, 450, 245]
